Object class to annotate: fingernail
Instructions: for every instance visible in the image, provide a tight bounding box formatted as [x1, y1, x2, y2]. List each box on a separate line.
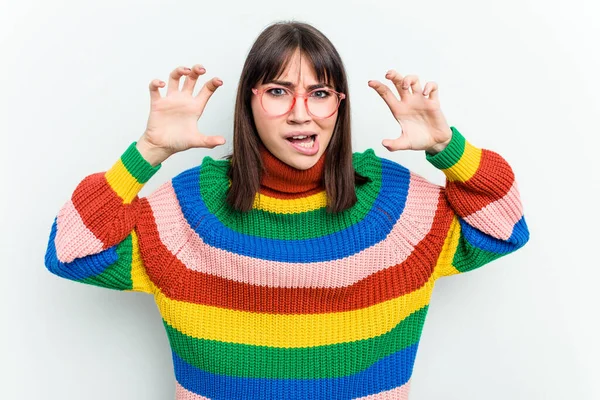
[216, 79, 223, 85]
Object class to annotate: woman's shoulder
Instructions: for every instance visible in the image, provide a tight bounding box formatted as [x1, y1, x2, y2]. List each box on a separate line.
[353, 147, 441, 194]
[172, 154, 231, 182]
[352, 147, 411, 180]
[352, 147, 402, 169]
[143, 155, 230, 206]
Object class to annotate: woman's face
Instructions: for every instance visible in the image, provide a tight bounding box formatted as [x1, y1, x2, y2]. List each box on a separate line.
[251, 50, 338, 170]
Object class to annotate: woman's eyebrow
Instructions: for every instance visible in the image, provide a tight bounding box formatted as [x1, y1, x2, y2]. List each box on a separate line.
[267, 80, 333, 90]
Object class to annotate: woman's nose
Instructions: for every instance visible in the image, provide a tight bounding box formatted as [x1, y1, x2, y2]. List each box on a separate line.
[288, 95, 311, 122]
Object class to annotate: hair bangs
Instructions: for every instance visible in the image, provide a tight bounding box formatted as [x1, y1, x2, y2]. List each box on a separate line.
[252, 34, 338, 90]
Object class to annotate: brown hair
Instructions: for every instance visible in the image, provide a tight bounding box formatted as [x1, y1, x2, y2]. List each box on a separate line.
[224, 20, 371, 214]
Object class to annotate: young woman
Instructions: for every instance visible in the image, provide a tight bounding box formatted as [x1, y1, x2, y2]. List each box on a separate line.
[45, 20, 530, 399]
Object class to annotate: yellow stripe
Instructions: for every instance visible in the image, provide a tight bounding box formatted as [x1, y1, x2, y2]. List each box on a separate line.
[433, 215, 461, 279]
[225, 179, 327, 214]
[154, 275, 436, 347]
[253, 191, 327, 213]
[442, 141, 482, 182]
[105, 159, 144, 204]
[128, 230, 157, 294]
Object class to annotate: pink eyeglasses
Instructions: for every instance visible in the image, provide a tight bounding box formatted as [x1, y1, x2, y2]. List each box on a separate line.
[252, 86, 346, 119]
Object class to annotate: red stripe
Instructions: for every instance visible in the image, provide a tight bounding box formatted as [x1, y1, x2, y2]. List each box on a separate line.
[445, 149, 514, 217]
[258, 140, 326, 197]
[71, 173, 140, 248]
[136, 191, 454, 314]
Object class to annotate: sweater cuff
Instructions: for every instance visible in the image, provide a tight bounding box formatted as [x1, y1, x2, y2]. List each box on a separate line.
[104, 142, 162, 204]
[425, 126, 482, 182]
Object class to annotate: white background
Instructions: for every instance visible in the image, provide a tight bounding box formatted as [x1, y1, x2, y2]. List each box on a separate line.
[1, 0, 598, 399]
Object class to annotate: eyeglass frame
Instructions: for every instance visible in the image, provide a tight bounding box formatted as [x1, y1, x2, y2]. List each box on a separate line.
[251, 85, 346, 119]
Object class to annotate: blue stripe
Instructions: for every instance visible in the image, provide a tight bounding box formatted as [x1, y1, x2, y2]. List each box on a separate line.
[459, 214, 530, 254]
[509, 216, 530, 247]
[171, 157, 411, 262]
[44, 217, 118, 280]
[173, 342, 418, 399]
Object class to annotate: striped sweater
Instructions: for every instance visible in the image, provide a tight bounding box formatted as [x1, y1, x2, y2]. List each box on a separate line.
[44, 126, 530, 399]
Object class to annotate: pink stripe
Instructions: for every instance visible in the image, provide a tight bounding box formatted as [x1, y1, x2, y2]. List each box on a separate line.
[463, 180, 523, 240]
[146, 173, 441, 289]
[55, 199, 104, 263]
[175, 381, 211, 399]
[354, 380, 411, 399]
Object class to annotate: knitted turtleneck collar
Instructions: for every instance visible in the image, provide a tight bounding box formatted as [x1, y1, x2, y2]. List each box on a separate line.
[258, 141, 326, 196]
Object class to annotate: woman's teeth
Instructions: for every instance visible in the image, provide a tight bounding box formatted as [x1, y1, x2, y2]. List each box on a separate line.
[288, 135, 315, 148]
[296, 137, 315, 148]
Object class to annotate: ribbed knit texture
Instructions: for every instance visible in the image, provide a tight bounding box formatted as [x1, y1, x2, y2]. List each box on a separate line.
[258, 140, 326, 196]
[44, 127, 530, 399]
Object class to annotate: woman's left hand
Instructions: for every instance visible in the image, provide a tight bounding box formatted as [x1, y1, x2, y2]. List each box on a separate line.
[368, 70, 453, 154]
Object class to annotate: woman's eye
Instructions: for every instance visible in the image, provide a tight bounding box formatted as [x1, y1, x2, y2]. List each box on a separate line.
[267, 88, 288, 96]
[312, 90, 331, 98]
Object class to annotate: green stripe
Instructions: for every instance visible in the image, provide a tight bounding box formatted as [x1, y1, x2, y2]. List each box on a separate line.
[163, 306, 428, 379]
[452, 230, 505, 273]
[198, 149, 383, 240]
[81, 234, 134, 290]
[425, 126, 466, 170]
[121, 142, 162, 184]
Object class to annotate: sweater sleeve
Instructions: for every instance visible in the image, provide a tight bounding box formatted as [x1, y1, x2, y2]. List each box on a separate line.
[427, 126, 530, 278]
[44, 142, 162, 293]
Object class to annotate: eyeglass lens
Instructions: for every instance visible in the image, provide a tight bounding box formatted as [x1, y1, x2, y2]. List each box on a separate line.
[261, 88, 339, 118]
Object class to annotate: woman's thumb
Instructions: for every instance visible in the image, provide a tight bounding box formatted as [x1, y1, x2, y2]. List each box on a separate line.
[191, 134, 226, 149]
[382, 135, 411, 151]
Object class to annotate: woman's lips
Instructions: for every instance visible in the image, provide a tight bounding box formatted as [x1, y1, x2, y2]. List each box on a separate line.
[286, 135, 319, 155]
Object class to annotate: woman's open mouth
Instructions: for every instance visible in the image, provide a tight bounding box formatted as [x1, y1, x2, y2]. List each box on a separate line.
[286, 134, 319, 155]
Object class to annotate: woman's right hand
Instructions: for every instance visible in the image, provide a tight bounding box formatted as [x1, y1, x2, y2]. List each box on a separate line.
[136, 64, 226, 166]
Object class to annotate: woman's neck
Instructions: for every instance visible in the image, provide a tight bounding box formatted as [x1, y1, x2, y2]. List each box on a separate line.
[258, 141, 326, 198]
